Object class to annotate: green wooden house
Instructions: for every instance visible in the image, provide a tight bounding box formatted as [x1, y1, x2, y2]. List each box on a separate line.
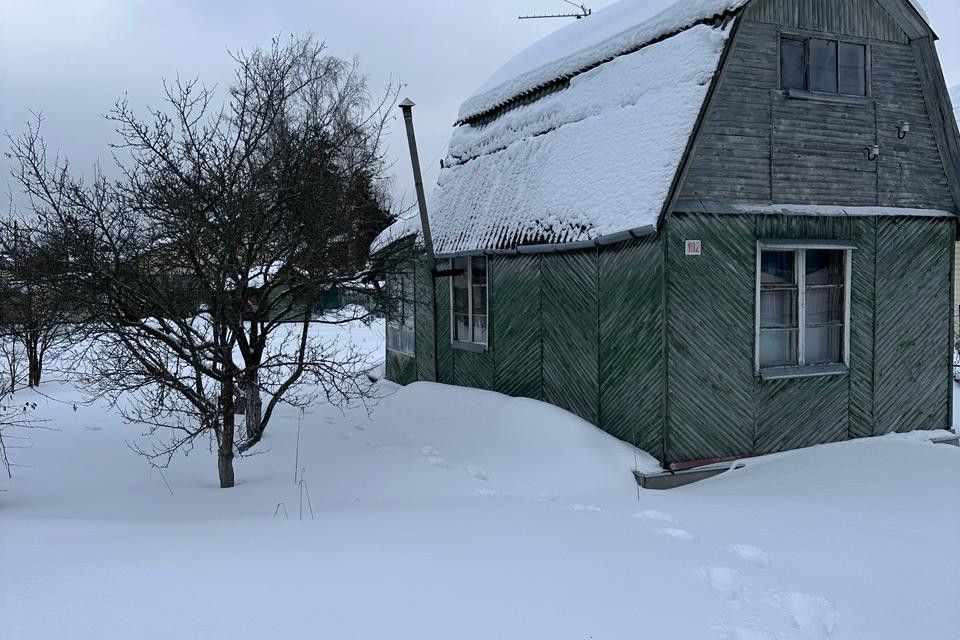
[373, 0, 960, 469]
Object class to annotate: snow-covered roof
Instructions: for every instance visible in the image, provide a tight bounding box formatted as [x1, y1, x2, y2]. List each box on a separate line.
[370, 211, 422, 254]
[458, 0, 749, 123]
[431, 22, 731, 254]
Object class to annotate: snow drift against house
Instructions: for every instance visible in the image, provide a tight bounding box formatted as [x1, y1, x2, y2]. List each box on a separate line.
[430, 23, 730, 254]
[458, 0, 749, 123]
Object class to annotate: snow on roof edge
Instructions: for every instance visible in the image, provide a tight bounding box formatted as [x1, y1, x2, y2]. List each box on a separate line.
[458, 0, 750, 123]
[370, 213, 422, 255]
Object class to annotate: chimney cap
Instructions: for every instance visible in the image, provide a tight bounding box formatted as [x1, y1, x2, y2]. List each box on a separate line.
[399, 97, 416, 109]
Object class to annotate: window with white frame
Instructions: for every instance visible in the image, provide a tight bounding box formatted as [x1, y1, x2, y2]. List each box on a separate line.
[451, 256, 488, 346]
[385, 271, 415, 355]
[757, 245, 851, 371]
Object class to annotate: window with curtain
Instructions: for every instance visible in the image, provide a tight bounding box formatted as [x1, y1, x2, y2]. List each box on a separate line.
[780, 36, 867, 97]
[451, 256, 488, 346]
[758, 247, 849, 370]
[386, 271, 415, 355]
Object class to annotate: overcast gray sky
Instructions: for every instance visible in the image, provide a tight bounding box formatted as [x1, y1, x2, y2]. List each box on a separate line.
[1, 0, 958, 212]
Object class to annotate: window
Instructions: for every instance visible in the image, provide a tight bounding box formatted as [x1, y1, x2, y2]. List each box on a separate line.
[451, 256, 488, 346]
[386, 270, 415, 355]
[838, 42, 867, 96]
[780, 36, 867, 97]
[809, 39, 838, 93]
[780, 38, 805, 91]
[757, 246, 851, 372]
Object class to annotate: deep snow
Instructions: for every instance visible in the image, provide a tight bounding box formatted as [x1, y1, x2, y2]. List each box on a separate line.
[1, 319, 958, 640]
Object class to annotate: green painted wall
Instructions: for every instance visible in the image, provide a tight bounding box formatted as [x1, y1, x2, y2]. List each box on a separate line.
[542, 251, 600, 424]
[665, 212, 953, 462]
[385, 349, 417, 386]
[666, 214, 756, 461]
[385, 240, 666, 451]
[599, 237, 664, 454]
[384, 213, 952, 464]
[492, 254, 543, 399]
[874, 217, 953, 434]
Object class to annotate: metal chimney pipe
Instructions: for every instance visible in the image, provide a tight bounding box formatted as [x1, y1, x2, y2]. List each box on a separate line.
[399, 98, 436, 271]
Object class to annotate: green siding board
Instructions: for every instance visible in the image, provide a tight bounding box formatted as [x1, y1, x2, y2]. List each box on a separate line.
[598, 237, 664, 452]
[492, 254, 544, 400]
[666, 214, 756, 462]
[848, 217, 877, 438]
[874, 217, 952, 433]
[404, 211, 951, 463]
[542, 250, 600, 425]
[756, 214, 852, 241]
[755, 375, 848, 453]
[414, 262, 436, 382]
[453, 348, 495, 390]
[434, 260, 455, 385]
[385, 350, 417, 386]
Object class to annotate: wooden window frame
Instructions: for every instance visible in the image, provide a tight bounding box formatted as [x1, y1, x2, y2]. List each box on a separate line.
[778, 33, 871, 99]
[450, 256, 489, 350]
[755, 241, 854, 379]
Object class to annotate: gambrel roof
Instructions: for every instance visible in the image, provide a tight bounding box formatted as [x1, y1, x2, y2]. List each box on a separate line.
[372, 0, 941, 256]
[431, 22, 730, 254]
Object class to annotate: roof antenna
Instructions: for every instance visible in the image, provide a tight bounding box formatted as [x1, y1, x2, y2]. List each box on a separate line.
[519, 0, 592, 20]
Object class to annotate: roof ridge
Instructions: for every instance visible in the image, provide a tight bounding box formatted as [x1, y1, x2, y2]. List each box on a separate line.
[457, 0, 752, 124]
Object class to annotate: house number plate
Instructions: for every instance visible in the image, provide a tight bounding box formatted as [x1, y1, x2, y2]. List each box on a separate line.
[684, 240, 702, 256]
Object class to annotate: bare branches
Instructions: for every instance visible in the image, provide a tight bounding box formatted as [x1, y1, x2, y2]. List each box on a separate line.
[5, 33, 397, 488]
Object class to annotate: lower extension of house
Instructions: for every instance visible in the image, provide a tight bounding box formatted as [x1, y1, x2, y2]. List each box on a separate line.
[373, 0, 960, 468]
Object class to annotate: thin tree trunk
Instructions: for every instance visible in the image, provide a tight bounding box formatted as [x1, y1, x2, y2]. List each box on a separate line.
[218, 375, 236, 489]
[242, 369, 262, 441]
[26, 337, 39, 388]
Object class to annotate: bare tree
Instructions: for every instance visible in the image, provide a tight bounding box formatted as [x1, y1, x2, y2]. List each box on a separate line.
[0, 397, 39, 480]
[0, 222, 76, 388]
[7, 35, 403, 488]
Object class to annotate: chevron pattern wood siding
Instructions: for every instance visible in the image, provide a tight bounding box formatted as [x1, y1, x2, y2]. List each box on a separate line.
[492, 254, 543, 400]
[598, 238, 663, 453]
[874, 218, 952, 434]
[848, 218, 877, 438]
[666, 214, 756, 462]
[454, 348, 495, 391]
[386, 350, 417, 386]
[756, 373, 848, 452]
[434, 260, 455, 385]
[414, 263, 436, 382]
[542, 250, 600, 424]
[754, 215, 854, 451]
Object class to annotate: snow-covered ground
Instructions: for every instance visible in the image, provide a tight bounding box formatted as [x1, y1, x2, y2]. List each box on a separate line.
[2, 320, 958, 640]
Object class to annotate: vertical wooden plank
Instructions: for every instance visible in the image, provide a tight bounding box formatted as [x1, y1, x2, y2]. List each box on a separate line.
[434, 259, 454, 385]
[542, 250, 600, 425]
[874, 218, 953, 433]
[414, 261, 436, 382]
[666, 213, 756, 462]
[492, 254, 543, 400]
[385, 350, 417, 386]
[598, 237, 664, 453]
[848, 217, 876, 438]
